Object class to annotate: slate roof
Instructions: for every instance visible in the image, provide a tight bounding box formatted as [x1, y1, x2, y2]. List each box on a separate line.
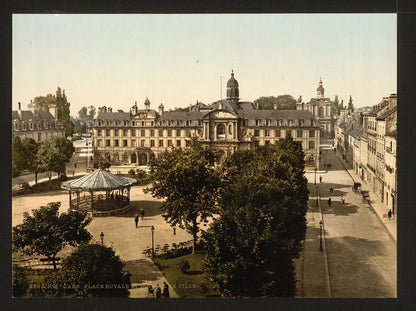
[159, 111, 208, 121]
[61, 169, 137, 191]
[12, 110, 56, 122]
[237, 109, 317, 121]
[96, 112, 131, 121]
[348, 125, 363, 138]
[376, 106, 397, 120]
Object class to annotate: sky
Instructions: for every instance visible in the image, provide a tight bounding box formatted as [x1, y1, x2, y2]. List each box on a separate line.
[12, 14, 396, 116]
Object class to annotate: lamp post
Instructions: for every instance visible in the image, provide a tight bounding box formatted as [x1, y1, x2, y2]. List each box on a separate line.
[314, 167, 317, 185]
[100, 232, 104, 246]
[316, 185, 319, 207]
[151, 226, 155, 258]
[319, 220, 323, 251]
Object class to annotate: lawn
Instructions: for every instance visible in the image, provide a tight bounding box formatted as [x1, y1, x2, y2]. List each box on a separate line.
[153, 253, 221, 298]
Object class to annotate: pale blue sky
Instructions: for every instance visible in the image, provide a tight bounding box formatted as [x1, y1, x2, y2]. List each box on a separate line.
[13, 14, 396, 115]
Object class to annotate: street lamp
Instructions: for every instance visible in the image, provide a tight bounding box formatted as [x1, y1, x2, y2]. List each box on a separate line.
[316, 185, 319, 207]
[319, 220, 323, 251]
[151, 226, 155, 258]
[100, 232, 104, 246]
[314, 167, 317, 185]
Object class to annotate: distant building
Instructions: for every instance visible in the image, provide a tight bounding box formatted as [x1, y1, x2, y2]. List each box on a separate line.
[12, 101, 65, 142]
[296, 79, 338, 138]
[93, 71, 321, 168]
[341, 93, 397, 216]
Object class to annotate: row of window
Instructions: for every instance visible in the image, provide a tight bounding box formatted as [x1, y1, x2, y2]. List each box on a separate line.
[96, 128, 197, 138]
[97, 128, 316, 138]
[97, 139, 187, 148]
[97, 119, 203, 127]
[13, 122, 60, 131]
[253, 129, 315, 138]
[254, 140, 315, 149]
[248, 119, 315, 127]
[97, 119, 317, 128]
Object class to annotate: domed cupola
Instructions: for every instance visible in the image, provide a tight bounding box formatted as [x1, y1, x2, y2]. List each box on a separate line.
[317, 78, 325, 99]
[226, 70, 239, 103]
[144, 97, 150, 110]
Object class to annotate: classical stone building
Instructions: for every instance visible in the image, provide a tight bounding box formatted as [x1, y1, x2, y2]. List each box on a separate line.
[296, 79, 337, 138]
[12, 102, 65, 142]
[93, 71, 321, 168]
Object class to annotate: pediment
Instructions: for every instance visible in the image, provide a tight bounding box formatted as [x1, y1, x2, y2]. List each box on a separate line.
[203, 110, 238, 120]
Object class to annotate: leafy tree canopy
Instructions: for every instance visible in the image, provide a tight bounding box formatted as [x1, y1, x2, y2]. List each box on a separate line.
[43, 244, 130, 297]
[33, 87, 74, 136]
[254, 95, 297, 110]
[145, 138, 221, 253]
[12, 202, 92, 270]
[203, 138, 309, 297]
[37, 136, 74, 178]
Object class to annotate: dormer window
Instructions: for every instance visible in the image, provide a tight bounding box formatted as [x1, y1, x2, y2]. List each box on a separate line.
[265, 119, 270, 126]
[288, 119, 293, 126]
[124, 121, 128, 126]
[299, 119, 304, 127]
[255, 119, 261, 126]
[277, 119, 282, 126]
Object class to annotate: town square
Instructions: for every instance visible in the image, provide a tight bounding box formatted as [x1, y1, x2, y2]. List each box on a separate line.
[11, 13, 398, 301]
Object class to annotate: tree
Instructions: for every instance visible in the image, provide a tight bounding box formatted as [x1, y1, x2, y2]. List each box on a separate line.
[78, 107, 88, 119]
[33, 93, 56, 111]
[203, 138, 309, 297]
[347, 95, 354, 112]
[12, 202, 92, 270]
[37, 136, 74, 179]
[56, 87, 74, 136]
[87, 105, 96, 119]
[12, 136, 43, 182]
[12, 265, 29, 297]
[33, 87, 74, 137]
[253, 95, 297, 110]
[43, 244, 130, 297]
[145, 138, 221, 253]
[12, 136, 25, 177]
[334, 95, 341, 115]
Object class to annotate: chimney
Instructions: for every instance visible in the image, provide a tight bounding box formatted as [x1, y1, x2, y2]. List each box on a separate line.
[273, 103, 277, 110]
[48, 103, 58, 119]
[389, 93, 397, 107]
[108, 107, 112, 113]
[189, 104, 192, 112]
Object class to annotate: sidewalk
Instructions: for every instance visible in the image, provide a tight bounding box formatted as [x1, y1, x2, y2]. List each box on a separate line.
[300, 184, 332, 297]
[334, 153, 396, 242]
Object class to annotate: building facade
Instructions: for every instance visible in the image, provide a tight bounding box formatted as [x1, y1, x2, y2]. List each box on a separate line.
[93, 71, 321, 168]
[296, 79, 338, 138]
[12, 102, 66, 142]
[344, 94, 397, 215]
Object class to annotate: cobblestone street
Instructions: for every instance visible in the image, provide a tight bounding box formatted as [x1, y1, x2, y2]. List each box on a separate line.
[301, 140, 397, 297]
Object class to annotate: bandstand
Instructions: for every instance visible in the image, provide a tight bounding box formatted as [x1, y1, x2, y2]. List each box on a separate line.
[61, 169, 137, 216]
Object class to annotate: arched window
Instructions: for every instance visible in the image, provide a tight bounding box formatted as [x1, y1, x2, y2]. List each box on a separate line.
[318, 107, 324, 117]
[217, 124, 225, 135]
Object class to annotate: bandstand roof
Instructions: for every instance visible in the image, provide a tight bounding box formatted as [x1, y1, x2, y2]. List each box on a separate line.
[61, 169, 137, 191]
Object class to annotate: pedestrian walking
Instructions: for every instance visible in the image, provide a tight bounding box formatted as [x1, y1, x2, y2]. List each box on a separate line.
[388, 209, 392, 219]
[134, 214, 139, 228]
[155, 284, 161, 298]
[140, 208, 145, 220]
[328, 197, 331, 206]
[319, 175, 322, 183]
[163, 281, 170, 298]
[330, 187, 333, 194]
[341, 196, 345, 204]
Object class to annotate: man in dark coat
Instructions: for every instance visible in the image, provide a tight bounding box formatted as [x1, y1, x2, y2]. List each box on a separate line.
[163, 281, 170, 298]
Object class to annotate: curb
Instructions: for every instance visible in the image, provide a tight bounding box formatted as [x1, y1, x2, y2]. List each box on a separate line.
[317, 186, 332, 298]
[334, 153, 396, 244]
